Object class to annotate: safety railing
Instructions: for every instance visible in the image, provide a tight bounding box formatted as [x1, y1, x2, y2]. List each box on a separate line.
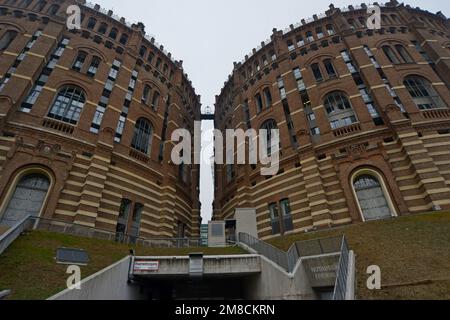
[238, 232, 290, 271]
[0, 215, 34, 256]
[332, 237, 350, 300]
[1, 215, 204, 251]
[238, 232, 345, 274]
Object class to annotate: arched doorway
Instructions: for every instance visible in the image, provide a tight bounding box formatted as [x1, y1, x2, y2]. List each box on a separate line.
[0, 173, 50, 226]
[352, 171, 396, 221]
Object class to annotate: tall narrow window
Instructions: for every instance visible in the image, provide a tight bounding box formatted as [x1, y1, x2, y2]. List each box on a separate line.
[395, 45, 413, 63]
[263, 87, 272, 108]
[142, 85, 151, 104]
[72, 51, 87, 72]
[269, 203, 280, 235]
[131, 118, 153, 154]
[311, 63, 323, 82]
[324, 59, 337, 78]
[404, 76, 445, 110]
[48, 86, 86, 124]
[0, 30, 18, 51]
[87, 56, 100, 77]
[255, 93, 263, 113]
[306, 31, 314, 43]
[129, 203, 143, 242]
[382, 46, 400, 64]
[280, 199, 293, 232]
[116, 199, 132, 242]
[151, 91, 160, 110]
[260, 119, 278, 156]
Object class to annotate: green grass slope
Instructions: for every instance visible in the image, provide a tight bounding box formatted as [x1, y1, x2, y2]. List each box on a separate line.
[0, 231, 246, 300]
[268, 211, 450, 300]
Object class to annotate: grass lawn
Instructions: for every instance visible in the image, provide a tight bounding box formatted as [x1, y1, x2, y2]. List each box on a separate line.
[0, 231, 246, 300]
[267, 211, 450, 300]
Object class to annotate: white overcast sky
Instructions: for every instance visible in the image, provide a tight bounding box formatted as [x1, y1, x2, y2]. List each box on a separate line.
[94, 0, 449, 222]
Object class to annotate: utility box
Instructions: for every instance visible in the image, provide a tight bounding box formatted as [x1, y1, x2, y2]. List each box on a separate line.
[235, 208, 258, 239]
[208, 221, 226, 247]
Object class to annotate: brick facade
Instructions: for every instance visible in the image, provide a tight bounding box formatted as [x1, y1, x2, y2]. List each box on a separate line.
[0, 0, 201, 238]
[213, 1, 450, 240]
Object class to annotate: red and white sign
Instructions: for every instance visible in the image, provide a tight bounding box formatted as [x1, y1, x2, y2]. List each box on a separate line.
[133, 260, 159, 273]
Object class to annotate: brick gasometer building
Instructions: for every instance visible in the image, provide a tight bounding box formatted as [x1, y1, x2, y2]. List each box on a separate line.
[213, 1, 450, 240]
[0, 0, 201, 239]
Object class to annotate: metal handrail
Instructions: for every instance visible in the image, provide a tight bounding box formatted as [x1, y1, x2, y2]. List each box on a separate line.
[1, 216, 205, 250]
[238, 232, 345, 274]
[0, 215, 34, 256]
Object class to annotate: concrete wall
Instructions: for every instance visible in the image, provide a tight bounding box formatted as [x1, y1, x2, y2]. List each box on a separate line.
[235, 208, 258, 238]
[132, 255, 261, 277]
[49, 256, 144, 300]
[244, 255, 316, 300]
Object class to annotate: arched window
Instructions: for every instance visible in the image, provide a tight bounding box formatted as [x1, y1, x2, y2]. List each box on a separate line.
[156, 58, 162, 69]
[306, 31, 314, 43]
[260, 119, 278, 156]
[87, 17, 96, 30]
[147, 52, 154, 64]
[139, 46, 147, 58]
[324, 91, 357, 129]
[46, 4, 59, 15]
[0, 173, 50, 226]
[395, 44, 413, 63]
[141, 84, 151, 104]
[87, 56, 101, 77]
[71, 51, 87, 71]
[353, 173, 394, 221]
[98, 22, 107, 34]
[255, 93, 263, 113]
[33, 0, 46, 12]
[0, 30, 18, 51]
[382, 45, 400, 64]
[263, 87, 272, 108]
[131, 118, 153, 154]
[119, 33, 128, 45]
[404, 76, 446, 110]
[108, 28, 118, 40]
[48, 86, 86, 124]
